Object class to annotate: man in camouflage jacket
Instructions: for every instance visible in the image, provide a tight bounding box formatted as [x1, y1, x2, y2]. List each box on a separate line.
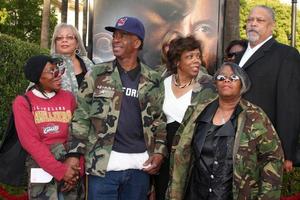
[166, 97, 284, 200]
[66, 17, 167, 199]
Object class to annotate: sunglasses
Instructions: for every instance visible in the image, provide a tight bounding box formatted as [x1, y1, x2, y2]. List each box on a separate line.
[55, 35, 76, 42]
[227, 52, 238, 58]
[216, 74, 240, 82]
[44, 67, 65, 78]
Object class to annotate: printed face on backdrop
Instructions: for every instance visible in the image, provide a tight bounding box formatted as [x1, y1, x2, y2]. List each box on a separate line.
[93, 0, 220, 73]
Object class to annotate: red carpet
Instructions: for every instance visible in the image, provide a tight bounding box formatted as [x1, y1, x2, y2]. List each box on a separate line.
[281, 193, 300, 200]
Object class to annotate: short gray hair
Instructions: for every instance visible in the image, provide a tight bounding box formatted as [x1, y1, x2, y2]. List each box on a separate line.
[252, 5, 275, 22]
[50, 23, 87, 56]
[214, 62, 251, 95]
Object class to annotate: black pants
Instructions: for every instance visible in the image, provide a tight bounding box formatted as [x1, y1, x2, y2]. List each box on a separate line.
[154, 121, 180, 200]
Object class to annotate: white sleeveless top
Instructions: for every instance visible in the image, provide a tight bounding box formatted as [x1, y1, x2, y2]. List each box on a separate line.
[163, 76, 192, 123]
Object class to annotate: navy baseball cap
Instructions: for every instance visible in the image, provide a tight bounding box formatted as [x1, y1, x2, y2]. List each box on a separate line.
[105, 16, 145, 41]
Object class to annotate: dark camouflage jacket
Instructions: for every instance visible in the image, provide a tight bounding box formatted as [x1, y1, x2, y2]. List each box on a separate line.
[68, 60, 167, 177]
[166, 98, 284, 200]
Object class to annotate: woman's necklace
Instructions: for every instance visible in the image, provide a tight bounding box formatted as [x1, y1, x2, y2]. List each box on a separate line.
[221, 114, 226, 124]
[173, 74, 194, 89]
[218, 108, 233, 124]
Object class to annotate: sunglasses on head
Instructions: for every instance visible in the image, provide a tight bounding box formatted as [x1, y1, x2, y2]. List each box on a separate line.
[44, 67, 65, 78]
[216, 74, 240, 82]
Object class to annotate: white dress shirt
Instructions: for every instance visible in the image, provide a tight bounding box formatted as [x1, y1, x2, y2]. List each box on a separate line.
[239, 35, 273, 67]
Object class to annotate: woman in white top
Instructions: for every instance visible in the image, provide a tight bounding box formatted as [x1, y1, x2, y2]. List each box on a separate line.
[154, 36, 216, 199]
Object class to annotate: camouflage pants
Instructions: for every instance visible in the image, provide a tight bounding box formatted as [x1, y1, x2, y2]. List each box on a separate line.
[28, 178, 84, 200]
[26, 143, 85, 200]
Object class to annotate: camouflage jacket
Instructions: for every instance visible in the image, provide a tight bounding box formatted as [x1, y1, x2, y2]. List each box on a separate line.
[68, 60, 167, 177]
[55, 54, 94, 94]
[166, 98, 284, 200]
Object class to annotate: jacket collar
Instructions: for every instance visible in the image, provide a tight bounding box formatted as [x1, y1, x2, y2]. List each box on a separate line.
[190, 67, 216, 106]
[241, 37, 276, 69]
[102, 59, 157, 83]
[195, 99, 242, 124]
[116, 60, 141, 81]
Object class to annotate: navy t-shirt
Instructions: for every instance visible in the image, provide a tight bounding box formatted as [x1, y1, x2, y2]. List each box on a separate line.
[112, 62, 147, 153]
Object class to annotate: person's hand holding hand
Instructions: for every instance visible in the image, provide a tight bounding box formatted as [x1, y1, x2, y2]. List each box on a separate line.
[61, 181, 76, 192]
[63, 157, 81, 184]
[142, 154, 164, 175]
[284, 160, 293, 172]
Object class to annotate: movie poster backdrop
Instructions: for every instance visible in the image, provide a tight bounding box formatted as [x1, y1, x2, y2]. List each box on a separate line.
[92, 0, 225, 73]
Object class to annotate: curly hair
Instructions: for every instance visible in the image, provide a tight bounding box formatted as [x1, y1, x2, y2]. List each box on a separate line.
[166, 35, 202, 74]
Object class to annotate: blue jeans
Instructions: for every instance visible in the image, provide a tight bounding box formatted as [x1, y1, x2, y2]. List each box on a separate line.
[87, 169, 150, 200]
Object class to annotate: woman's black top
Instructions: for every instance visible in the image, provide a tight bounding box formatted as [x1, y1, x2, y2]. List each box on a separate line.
[185, 100, 241, 200]
[75, 72, 85, 86]
[75, 55, 88, 86]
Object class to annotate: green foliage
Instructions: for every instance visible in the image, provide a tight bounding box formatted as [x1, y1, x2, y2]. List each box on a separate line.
[0, 183, 27, 199]
[240, 0, 300, 51]
[282, 168, 300, 196]
[0, 33, 49, 139]
[0, 8, 7, 23]
[0, 0, 57, 45]
[0, 33, 50, 200]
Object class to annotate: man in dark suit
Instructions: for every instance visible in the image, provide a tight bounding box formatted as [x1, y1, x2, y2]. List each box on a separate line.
[236, 5, 300, 172]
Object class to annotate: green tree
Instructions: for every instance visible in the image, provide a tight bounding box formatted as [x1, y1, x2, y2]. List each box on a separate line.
[0, 0, 57, 45]
[240, 0, 300, 50]
[40, 0, 51, 48]
[0, 33, 49, 199]
[61, 0, 68, 23]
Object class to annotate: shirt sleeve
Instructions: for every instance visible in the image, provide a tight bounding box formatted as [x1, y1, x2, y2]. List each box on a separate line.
[255, 110, 284, 199]
[153, 78, 168, 157]
[68, 73, 94, 155]
[13, 95, 68, 181]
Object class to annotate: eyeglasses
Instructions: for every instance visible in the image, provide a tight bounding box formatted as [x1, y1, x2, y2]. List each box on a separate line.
[44, 67, 65, 78]
[247, 17, 267, 24]
[216, 74, 240, 82]
[55, 35, 76, 42]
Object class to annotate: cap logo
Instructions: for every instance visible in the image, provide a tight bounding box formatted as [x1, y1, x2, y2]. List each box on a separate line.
[117, 17, 127, 26]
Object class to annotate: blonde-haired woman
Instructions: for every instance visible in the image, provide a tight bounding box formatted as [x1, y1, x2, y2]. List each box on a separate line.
[50, 23, 94, 94]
